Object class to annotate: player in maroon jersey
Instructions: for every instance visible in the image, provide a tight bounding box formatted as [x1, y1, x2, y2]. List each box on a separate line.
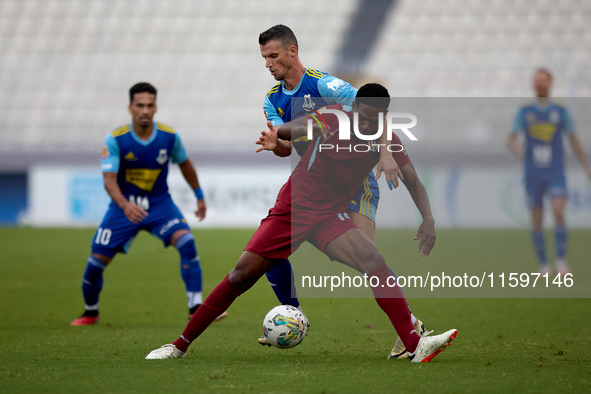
[146, 84, 457, 363]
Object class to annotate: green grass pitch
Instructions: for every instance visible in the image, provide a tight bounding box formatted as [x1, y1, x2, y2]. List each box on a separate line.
[0, 228, 590, 393]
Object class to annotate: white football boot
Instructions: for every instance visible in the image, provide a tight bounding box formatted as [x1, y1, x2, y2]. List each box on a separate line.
[555, 258, 570, 276]
[388, 318, 426, 359]
[145, 344, 186, 359]
[408, 329, 458, 363]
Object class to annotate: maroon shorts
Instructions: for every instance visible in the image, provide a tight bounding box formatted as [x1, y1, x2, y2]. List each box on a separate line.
[244, 207, 358, 260]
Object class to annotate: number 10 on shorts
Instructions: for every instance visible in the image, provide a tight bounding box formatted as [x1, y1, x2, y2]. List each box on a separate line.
[95, 228, 112, 245]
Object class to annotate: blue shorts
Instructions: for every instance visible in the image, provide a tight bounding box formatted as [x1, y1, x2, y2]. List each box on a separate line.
[91, 199, 190, 258]
[525, 174, 567, 208]
[347, 172, 380, 222]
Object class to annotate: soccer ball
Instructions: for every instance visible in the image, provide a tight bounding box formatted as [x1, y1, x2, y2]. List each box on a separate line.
[262, 305, 308, 349]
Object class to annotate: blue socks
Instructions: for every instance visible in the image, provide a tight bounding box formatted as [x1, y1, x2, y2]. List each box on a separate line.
[82, 256, 106, 309]
[532, 227, 568, 264]
[176, 233, 202, 294]
[531, 231, 547, 265]
[266, 259, 300, 308]
[554, 225, 568, 259]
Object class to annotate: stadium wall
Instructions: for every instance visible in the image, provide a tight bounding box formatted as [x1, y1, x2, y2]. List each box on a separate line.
[20, 164, 591, 229]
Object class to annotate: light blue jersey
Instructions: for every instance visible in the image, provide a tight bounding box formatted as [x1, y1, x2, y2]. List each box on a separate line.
[512, 101, 574, 178]
[101, 122, 188, 207]
[263, 68, 358, 156]
[93, 121, 191, 256]
[512, 101, 574, 207]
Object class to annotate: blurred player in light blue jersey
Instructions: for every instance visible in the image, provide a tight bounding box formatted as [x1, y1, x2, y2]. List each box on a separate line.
[71, 83, 226, 326]
[508, 69, 591, 275]
[255, 25, 425, 359]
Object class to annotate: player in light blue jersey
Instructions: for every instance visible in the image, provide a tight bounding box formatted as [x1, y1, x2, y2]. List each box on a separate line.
[255, 25, 427, 359]
[71, 83, 226, 325]
[508, 69, 591, 275]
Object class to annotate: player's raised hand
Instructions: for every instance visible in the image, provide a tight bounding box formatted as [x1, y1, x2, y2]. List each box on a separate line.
[375, 153, 403, 190]
[413, 220, 436, 257]
[123, 201, 148, 224]
[195, 199, 206, 221]
[255, 121, 279, 153]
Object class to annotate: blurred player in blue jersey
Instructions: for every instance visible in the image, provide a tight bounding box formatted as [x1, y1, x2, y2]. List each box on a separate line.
[255, 25, 428, 359]
[71, 82, 226, 325]
[508, 69, 591, 275]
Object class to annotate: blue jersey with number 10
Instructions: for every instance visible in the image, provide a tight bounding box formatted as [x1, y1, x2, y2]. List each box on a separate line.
[512, 101, 574, 179]
[264, 68, 357, 156]
[101, 122, 188, 208]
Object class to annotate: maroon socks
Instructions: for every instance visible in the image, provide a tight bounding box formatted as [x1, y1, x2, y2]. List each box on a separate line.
[173, 275, 242, 352]
[369, 265, 420, 353]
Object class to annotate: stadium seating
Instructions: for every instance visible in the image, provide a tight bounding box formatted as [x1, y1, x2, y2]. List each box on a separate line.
[0, 0, 356, 152]
[0, 0, 589, 155]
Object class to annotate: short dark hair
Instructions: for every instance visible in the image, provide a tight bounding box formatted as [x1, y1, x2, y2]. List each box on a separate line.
[356, 83, 390, 110]
[536, 68, 553, 81]
[259, 24, 298, 49]
[129, 82, 157, 103]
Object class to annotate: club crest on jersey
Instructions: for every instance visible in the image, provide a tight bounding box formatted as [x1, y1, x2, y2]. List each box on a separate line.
[102, 146, 110, 160]
[302, 94, 315, 111]
[156, 149, 168, 165]
[125, 151, 138, 161]
[526, 112, 536, 123]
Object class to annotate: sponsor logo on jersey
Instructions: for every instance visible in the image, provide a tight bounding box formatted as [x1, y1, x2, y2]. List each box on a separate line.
[156, 149, 168, 165]
[125, 168, 162, 191]
[277, 107, 284, 117]
[124, 151, 138, 161]
[302, 94, 315, 111]
[526, 112, 536, 123]
[102, 146, 110, 160]
[159, 218, 180, 235]
[529, 123, 556, 142]
[533, 144, 552, 167]
[326, 78, 345, 92]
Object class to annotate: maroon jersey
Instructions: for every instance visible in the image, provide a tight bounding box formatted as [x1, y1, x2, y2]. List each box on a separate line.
[245, 107, 411, 260]
[289, 108, 410, 212]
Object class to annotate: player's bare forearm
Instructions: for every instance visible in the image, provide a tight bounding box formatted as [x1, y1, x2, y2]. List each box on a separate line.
[568, 133, 591, 178]
[277, 116, 330, 142]
[401, 161, 436, 256]
[179, 159, 206, 220]
[273, 138, 293, 157]
[375, 129, 402, 188]
[103, 172, 129, 209]
[179, 159, 200, 190]
[507, 134, 523, 160]
[401, 162, 434, 223]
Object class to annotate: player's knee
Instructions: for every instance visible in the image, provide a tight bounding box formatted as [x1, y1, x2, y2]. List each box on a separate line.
[229, 253, 270, 290]
[359, 250, 386, 274]
[175, 233, 197, 260]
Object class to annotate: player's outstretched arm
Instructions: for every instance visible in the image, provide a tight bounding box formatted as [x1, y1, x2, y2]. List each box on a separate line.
[400, 161, 436, 257]
[568, 133, 591, 180]
[103, 172, 148, 224]
[178, 159, 206, 221]
[288, 114, 333, 140]
[507, 133, 523, 160]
